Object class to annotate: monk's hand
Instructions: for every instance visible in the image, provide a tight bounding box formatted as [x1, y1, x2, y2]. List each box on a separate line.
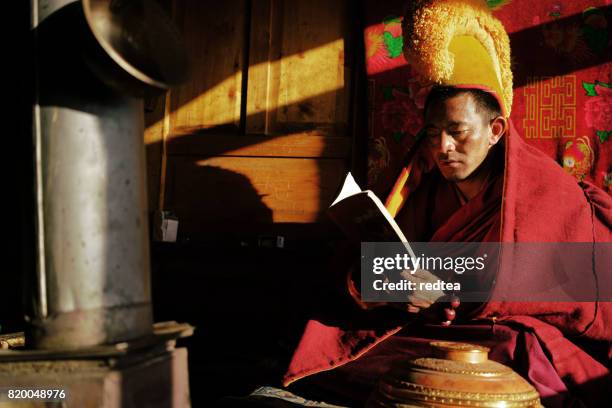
[420, 294, 461, 326]
[392, 268, 446, 313]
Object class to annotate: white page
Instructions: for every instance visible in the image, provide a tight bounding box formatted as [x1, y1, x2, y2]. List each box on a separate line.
[331, 172, 362, 206]
[366, 192, 417, 260]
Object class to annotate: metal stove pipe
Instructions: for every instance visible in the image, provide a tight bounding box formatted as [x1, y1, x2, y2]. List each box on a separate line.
[29, 0, 157, 348]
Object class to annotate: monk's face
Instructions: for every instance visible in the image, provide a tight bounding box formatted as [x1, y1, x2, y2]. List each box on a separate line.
[424, 93, 504, 182]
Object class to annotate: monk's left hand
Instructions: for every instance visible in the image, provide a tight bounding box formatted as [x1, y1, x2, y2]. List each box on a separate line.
[419, 294, 461, 326]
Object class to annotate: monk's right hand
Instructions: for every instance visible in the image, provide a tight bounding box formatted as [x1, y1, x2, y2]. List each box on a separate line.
[392, 268, 446, 313]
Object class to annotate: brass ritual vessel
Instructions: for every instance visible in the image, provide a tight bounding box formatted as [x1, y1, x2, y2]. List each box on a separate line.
[367, 341, 543, 408]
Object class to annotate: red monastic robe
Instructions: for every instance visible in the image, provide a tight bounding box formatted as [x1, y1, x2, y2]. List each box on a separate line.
[283, 121, 612, 407]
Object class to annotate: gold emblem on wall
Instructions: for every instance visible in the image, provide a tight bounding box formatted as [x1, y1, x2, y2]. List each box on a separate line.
[523, 75, 576, 139]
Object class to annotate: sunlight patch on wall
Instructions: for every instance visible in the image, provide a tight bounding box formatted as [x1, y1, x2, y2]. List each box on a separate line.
[145, 39, 346, 141]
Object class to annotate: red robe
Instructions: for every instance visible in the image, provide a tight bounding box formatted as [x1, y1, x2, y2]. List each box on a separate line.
[283, 121, 612, 406]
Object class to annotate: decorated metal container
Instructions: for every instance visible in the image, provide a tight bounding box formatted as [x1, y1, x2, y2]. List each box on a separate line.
[367, 341, 543, 408]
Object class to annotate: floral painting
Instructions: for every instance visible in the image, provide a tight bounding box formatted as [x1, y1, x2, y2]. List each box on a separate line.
[583, 80, 611, 143]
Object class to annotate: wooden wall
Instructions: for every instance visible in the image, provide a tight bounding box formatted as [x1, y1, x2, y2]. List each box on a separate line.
[145, 0, 359, 241]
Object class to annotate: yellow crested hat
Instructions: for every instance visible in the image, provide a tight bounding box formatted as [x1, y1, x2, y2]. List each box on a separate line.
[402, 0, 513, 116]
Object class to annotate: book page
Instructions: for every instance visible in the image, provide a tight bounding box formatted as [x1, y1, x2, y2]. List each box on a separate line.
[327, 172, 416, 256]
[331, 172, 362, 206]
[364, 192, 407, 242]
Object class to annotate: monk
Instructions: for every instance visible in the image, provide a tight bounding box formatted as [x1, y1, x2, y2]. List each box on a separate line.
[282, 86, 612, 407]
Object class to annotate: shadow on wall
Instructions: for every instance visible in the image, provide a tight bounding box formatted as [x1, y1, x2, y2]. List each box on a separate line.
[147, 167, 336, 405]
[164, 165, 274, 239]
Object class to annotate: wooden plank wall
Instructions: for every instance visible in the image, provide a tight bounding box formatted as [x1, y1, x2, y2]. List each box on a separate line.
[145, 0, 355, 241]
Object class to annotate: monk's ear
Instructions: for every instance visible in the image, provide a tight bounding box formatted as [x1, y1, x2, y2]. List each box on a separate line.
[489, 116, 507, 147]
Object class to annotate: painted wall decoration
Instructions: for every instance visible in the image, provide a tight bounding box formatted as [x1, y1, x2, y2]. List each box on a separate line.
[364, 0, 611, 195]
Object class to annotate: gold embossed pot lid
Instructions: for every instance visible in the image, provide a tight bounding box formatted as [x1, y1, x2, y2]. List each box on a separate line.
[367, 341, 543, 408]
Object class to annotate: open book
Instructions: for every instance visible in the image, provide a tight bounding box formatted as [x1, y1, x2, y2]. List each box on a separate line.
[327, 172, 408, 243]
